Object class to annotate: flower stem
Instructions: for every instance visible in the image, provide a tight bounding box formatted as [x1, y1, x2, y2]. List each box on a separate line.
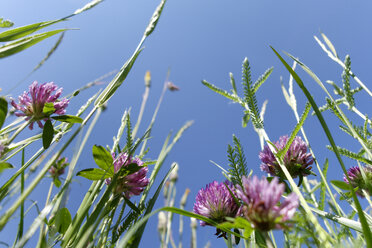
[262, 232, 274, 248]
[6, 119, 31, 145]
[225, 233, 233, 248]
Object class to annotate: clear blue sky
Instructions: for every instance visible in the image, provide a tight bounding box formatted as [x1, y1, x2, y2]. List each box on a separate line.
[1, 0, 371, 247]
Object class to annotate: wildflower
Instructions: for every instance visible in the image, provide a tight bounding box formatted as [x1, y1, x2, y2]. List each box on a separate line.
[344, 166, 372, 197]
[49, 157, 68, 178]
[49, 157, 69, 187]
[106, 153, 149, 198]
[193, 181, 240, 227]
[236, 176, 299, 232]
[259, 136, 314, 179]
[11, 81, 69, 130]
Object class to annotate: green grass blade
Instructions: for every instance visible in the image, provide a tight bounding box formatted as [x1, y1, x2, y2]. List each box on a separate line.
[271, 46, 372, 246]
[94, 49, 143, 106]
[0, 29, 67, 58]
[0, 19, 64, 42]
[129, 163, 176, 248]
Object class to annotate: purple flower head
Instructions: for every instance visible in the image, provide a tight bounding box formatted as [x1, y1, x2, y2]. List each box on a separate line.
[259, 136, 314, 179]
[49, 157, 68, 179]
[193, 181, 240, 227]
[344, 166, 372, 197]
[236, 176, 299, 232]
[105, 153, 149, 198]
[11, 81, 69, 130]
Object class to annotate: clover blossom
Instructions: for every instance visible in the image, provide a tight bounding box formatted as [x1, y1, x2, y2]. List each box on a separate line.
[344, 166, 372, 197]
[49, 157, 69, 178]
[193, 181, 240, 227]
[106, 153, 149, 198]
[259, 136, 314, 179]
[11, 81, 69, 130]
[236, 176, 298, 232]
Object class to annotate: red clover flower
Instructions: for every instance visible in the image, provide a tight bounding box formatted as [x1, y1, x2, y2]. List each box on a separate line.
[344, 166, 372, 197]
[49, 157, 69, 178]
[236, 176, 299, 232]
[105, 153, 149, 198]
[193, 181, 240, 227]
[259, 136, 314, 179]
[11, 81, 69, 130]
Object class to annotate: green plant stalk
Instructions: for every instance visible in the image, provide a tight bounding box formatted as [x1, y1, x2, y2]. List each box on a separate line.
[165, 183, 176, 247]
[111, 201, 126, 245]
[260, 232, 273, 248]
[293, 107, 342, 215]
[0, 146, 44, 202]
[36, 182, 53, 248]
[118, 206, 244, 247]
[178, 189, 189, 248]
[61, 180, 101, 245]
[139, 81, 168, 155]
[0, 113, 81, 201]
[282, 73, 343, 215]
[0, 119, 23, 135]
[314, 35, 372, 97]
[0, 106, 97, 230]
[49, 106, 102, 243]
[14, 149, 25, 245]
[190, 218, 197, 248]
[132, 80, 150, 139]
[260, 128, 332, 246]
[225, 233, 233, 248]
[74, 193, 120, 248]
[273, 48, 372, 245]
[5, 119, 30, 145]
[101, 199, 120, 247]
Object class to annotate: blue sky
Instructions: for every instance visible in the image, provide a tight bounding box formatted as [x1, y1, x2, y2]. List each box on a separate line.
[1, 0, 372, 247]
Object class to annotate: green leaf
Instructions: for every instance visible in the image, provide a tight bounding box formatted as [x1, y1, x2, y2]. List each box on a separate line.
[242, 58, 263, 129]
[92, 145, 114, 175]
[202, 80, 241, 103]
[0, 18, 14, 29]
[53, 177, 62, 188]
[42, 102, 55, 115]
[218, 217, 253, 239]
[55, 208, 71, 235]
[76, 168, 111, 180]
[118, 163, 143, 177]
[0, 97, 8, 129]
[0, 162, 14, 174]
[51, 115, 83, 123]
[122, 196, 141, 215]
[253, 66, 273, 93]
[277, 102, 311, 159]
[0, 29, 67, 59]
[0, 19, 63, 42]
[42, 119, 54, 149]
[95, 48, 143, 107]
[331, 180, 351, 191]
